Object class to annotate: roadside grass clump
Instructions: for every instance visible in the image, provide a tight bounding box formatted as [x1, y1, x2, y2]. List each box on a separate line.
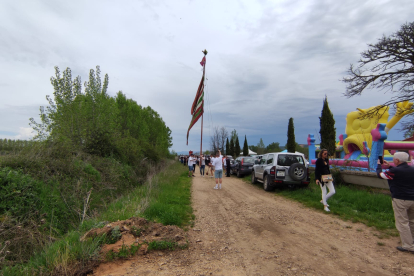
[147, 240, 188, 251]
[1, 161, 191, 275]
[105, 244, 140, 261]
[246, 172, 396, 234]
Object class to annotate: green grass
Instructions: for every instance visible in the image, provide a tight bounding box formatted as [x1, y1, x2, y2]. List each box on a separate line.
[245, 172, 396, 235]
[2, 161, 192, 275]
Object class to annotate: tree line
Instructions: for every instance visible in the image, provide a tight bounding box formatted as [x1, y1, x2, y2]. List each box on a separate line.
[209, 96, 336, 158]
[30, 66, 172, 162]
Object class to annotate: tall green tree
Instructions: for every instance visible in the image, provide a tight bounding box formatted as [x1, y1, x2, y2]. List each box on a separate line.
[319, 96, 336, 156]
[235, 136, 241, 157]
[266, 142, 281, 153]
[243, 135, 248, 156]
[287, 118, 296, 153]
[229, 137, 234, 158]
[225, 138, 230, 156]
[230, 129, 238, 143]
[257, 138, 265, 154]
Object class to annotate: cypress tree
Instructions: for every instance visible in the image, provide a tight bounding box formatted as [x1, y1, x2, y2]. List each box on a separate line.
[235, 136, 241, 157]
[243, 135, 248, 156]
[287, 117, 296, 153]
[229, 137, 234, 158]
[225, 138, 230, 156]
[319, 96, 336, 157]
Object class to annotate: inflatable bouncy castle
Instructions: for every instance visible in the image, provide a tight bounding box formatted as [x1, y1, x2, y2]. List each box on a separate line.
[308, 101, 414, 171]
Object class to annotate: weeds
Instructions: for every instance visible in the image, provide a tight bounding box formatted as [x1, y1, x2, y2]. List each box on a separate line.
[1, 161, 192, 274]
[147, 240, 188, 251]
[105, 244, 140, 261]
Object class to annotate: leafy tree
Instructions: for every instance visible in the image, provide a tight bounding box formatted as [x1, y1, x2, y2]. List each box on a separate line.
[30, 66, 173, 162]
[256, 138, 265, 154]
[229, 137, 234, 158]
[266, 142, 281, 153]
[295, 143, 308, 156]
[226, 138, 230, 156]
[243, 135, 248, 156]
[235, 136, 241, 157]
[287, 118, 296, 153]
[319, 96, 336, 157]
[230, 129, 238, 144]
[342, 21, 414, 136]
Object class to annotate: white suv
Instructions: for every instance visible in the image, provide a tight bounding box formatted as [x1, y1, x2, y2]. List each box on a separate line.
[251, 152, 310, 191]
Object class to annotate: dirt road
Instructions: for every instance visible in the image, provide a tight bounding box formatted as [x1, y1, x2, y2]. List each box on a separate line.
[94, 170, 413, 276]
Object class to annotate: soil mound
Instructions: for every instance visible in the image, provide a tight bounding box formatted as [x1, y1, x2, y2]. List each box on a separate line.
[81, 217, 187, 256]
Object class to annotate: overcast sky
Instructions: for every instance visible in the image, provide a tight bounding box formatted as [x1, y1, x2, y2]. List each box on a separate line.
[1, 0, 413, 153]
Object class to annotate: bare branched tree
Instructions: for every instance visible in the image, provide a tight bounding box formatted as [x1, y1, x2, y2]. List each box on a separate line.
[342, 21, 414, 135]
[210, 126, 228, 154]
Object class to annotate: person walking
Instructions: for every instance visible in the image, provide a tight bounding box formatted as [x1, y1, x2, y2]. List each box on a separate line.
[199, 154, 206, 177]
[226, 156, 231, 177]
[377, 152, 414, 254]
[192, 154, 196, 174]
[188, 154, 195, 177]
[212, 150, 224, 189]
[315, 149, 335, 212]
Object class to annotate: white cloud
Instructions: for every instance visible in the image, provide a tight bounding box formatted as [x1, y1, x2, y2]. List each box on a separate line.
[0, 0, 413, 151]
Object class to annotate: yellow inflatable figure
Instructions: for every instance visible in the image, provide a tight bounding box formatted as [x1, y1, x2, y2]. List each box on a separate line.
[343, 101, 413, 155]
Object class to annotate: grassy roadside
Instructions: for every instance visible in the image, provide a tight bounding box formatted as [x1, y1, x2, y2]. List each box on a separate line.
[2, 161, 192, 275]
[242, 173, 397, 236]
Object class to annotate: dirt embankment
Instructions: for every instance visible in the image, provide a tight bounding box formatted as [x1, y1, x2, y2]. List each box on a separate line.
[93, 171, 413, 276]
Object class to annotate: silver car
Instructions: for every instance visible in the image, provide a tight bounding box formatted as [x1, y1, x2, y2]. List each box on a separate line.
[251, 152, 310, 191]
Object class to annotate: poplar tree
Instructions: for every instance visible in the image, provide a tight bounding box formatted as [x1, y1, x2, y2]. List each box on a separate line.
[235, 136, 241, 157]
[226, 138, 230, 156]
[287, 118, 296, 153]
[243, 135, 248, 156]
[319, 96, 336, 157]
[229, 137, 234, 158]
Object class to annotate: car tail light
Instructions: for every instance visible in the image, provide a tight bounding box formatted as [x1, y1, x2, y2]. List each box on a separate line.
[301, 181, 310, 185]
[241, 159, 244, 165]
[270, 166, 275, 175]
[274, 180, 283, 184]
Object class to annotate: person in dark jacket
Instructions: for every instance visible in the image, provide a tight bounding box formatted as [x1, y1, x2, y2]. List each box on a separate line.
[377, 152, 414, 253]
[315, 149, 335, 212]
[226, 156, 231, 177]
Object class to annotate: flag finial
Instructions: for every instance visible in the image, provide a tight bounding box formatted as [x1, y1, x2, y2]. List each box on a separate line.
[202, 49, 208, 56]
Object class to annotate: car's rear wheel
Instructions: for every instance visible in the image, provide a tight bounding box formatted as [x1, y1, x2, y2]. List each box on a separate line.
[251, 171, 257, 184]
[288, 163, 306, 181]
[263, 175, 274, 191]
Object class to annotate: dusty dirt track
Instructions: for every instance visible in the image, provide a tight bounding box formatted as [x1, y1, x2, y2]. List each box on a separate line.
[94, 169, 413, 276]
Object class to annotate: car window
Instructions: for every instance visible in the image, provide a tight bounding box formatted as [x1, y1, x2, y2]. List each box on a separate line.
[277, 154, 305, 166]
[242, 157, 255, 163]
[260, 155, 267, 164]
[267, 154, 274, 164]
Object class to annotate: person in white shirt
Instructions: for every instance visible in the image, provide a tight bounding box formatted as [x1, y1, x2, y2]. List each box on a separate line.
[188, 154, 195, 177]
[211, 150, 224, 189]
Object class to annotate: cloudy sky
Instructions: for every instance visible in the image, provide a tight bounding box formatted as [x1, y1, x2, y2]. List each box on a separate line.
[1, 0, 413, 153]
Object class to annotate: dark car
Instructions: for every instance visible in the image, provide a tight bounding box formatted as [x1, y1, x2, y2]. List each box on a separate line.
[230, 156, 256, 177]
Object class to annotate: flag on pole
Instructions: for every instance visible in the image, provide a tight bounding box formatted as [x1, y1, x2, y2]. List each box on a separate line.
[187, 55, 206, 145]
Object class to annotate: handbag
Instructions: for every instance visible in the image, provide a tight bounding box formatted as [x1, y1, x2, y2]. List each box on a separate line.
[321, 174, 333, 183]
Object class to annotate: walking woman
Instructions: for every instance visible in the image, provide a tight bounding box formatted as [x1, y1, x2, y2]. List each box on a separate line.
[315, 149, 335, 212]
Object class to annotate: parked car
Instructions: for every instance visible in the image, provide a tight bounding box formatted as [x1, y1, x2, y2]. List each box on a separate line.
[230, 156, 256, 177]
[251, 152, 310, 191]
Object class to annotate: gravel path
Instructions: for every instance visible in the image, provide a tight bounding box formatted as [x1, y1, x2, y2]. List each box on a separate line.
[93, 170, 413, 276]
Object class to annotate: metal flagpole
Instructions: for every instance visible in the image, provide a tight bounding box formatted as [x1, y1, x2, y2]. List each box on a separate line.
[200, 113, 203, 155]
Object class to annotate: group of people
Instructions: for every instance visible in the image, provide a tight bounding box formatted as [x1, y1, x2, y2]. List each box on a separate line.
[179, 150, 227, 189]
[315, 148, 414, 254]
